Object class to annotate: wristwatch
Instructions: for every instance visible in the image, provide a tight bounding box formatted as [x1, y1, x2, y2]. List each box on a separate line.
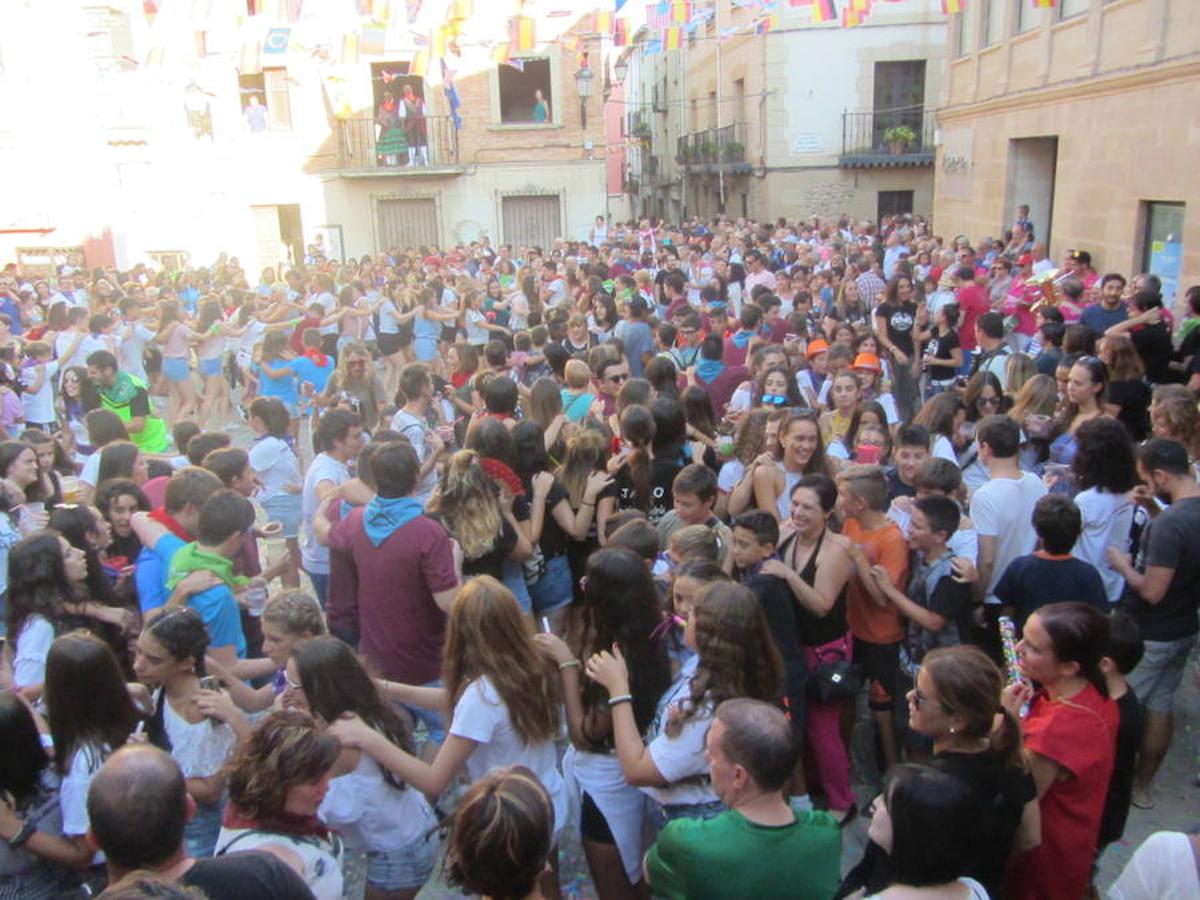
[8, 818, 35, 850]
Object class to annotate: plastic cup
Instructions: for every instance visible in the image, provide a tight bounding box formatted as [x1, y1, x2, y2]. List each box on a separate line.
[243, 579, 269, 616]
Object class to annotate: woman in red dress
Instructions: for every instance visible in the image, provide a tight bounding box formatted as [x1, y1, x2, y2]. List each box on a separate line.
[1004, 602, 1118, 900]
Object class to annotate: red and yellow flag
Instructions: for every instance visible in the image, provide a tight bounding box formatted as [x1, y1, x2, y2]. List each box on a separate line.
[663, 26, 682, 49]
[614, 18, 630, 45]
[561, 33, 581, 51]
[669, 0, 691, 23]
[594, 10, 613, 33]
[941, 0, 963, 12]
[510, 16, 535, 50]
[811, 0, 835, 23]
[491, 42, 511, 64]
[1031, 0, 1055, 7]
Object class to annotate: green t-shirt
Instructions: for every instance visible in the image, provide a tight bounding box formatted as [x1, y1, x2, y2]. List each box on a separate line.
[645, 807, 841, 900]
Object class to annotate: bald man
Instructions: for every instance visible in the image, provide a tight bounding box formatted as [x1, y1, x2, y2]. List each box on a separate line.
[87, 745, 314, 899]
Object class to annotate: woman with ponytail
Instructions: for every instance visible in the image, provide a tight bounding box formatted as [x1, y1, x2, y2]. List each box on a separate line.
[1004, 602, 1118, 900]
[133, 609, 248, 858]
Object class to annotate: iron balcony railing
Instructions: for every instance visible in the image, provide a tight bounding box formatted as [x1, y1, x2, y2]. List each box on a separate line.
[839, 108, 935, 166]
[336, 115, 460, 171]
[675, 122, 747, 167]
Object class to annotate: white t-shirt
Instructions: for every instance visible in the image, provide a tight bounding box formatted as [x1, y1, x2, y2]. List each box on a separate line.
[465, 308, 489, 346]
[320, 751, 436, 852]
[642, 657, 718, 808]
[796, 370, 831, 408]
[301, 453, 350, 574]
[450, 676, 568, 838]
[13, 614, 54, 688]
[248, 435, 301, 503]
[1072, 487, 1135, 603]
[717, 459, 745, 495]
[118, 321, 156, 381]
[931, 433, 957, 463]
[80, 451, 102, 488]
[55, 332, 106, 372]
[161, 690, 236, 778]
[237, 320, 267, 360]
[969, 471, 1048, 603]
[390, 409, 437, 504]
[312, 291, 339, 336]
[60, 744, 108, 854]
[21, 359, 59, 424]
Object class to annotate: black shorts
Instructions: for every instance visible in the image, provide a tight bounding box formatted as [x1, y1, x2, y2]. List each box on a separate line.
[377, 332, 404, 356]
[579, 791, 615, 845]
[854, 639, 900, 712]
[440, 325, 458, 344]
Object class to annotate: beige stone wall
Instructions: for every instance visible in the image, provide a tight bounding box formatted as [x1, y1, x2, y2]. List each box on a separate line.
[935, 0, 1200, 296]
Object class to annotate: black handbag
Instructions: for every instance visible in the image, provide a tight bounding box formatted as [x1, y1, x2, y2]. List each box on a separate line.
[808, 638, 863, 702]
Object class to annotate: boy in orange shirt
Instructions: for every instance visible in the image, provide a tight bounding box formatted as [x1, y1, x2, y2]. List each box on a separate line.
[839, 464, 909, 773]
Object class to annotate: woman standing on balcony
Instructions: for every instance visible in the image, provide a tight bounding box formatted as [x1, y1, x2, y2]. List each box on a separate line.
[376, 90, 407, 168]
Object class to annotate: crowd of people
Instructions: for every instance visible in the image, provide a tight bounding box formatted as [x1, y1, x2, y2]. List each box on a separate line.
[0, 212, 1199, 900]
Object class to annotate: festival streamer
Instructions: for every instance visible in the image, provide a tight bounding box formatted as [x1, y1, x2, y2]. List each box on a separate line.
[663, 25, 682, 49]
[510, 16, 536, 50]
[811, 0, 835, 22]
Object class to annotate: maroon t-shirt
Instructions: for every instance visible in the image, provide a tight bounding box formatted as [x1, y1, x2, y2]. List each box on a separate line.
[700, 364, 750, 419]
[327, 508, 458, 685]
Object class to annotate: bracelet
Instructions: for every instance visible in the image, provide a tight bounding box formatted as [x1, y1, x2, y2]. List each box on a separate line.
[558, 659, 581, 671]
[607, 694, 633, 707]
[8, 818, 35, 851]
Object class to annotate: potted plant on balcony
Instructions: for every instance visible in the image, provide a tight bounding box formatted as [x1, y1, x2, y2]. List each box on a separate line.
[883, 125, 917, 155]
[722, 141, 745, 163]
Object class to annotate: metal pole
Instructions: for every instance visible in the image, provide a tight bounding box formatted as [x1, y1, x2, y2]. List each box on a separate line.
[716, 0, 725, 212]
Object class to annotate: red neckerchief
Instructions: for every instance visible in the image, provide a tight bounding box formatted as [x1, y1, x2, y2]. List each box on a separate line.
[149, 508, 193, 541]
[223, 803, 329, 840]
[302, 347, 329, 368]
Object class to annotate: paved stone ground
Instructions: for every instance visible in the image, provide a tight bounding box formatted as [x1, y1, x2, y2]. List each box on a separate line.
[226, 412, 1199, 899]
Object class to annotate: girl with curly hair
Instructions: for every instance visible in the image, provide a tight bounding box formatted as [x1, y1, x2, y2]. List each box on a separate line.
[586, 580, 782, 823]
[327, 576, 566, 898]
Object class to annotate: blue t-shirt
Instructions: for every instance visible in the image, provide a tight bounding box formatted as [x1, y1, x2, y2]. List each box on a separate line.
[288, 356, 334, 394]
[139, 534, 246, 657]
[255, 359, 300, 410]
[993, 552, 1108, 630]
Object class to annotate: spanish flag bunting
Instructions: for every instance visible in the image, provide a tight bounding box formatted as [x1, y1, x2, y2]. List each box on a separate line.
[669, 0, 691, 23]
[811, 0, 835, 22]
[491, 41, 511, 64]
[594, 10, 613, 32]
[341, 31, 359, 63]
[411, 48, 429, 77]
[613, 17, 629, 45]
[940, 0, 962, 12]
[1031, 0, 1055, 7]
[841, 3, 860, 25]
[853, 0, 871, 11]
[663, 25, 682, 49]
[510, 16, 536, 50]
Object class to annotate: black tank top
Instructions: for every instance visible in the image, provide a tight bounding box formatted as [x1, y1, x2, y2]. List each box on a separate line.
[780, 528, 848, 647]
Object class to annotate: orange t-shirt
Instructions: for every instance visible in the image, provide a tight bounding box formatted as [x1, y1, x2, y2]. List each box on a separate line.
[844, 517, 909, 645]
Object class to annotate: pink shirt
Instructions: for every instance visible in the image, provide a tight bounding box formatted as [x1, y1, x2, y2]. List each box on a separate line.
[162, 323, 196, 358]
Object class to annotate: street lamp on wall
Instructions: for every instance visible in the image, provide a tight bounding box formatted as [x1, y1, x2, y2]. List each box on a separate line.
[613, 55, 628, 84]
[576, 60, 594, 129]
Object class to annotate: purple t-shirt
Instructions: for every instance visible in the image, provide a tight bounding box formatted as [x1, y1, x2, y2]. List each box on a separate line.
[327, 508, 458, 685]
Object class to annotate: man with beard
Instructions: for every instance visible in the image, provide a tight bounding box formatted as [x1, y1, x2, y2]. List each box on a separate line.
[1108, 438, 1200, 809]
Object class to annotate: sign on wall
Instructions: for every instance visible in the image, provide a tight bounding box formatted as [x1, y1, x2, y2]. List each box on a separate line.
[939, 126, 974, 202]
[790, 132, 824, 154]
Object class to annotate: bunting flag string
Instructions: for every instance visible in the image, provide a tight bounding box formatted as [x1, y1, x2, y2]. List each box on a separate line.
[594, 10, 614, 33]
[613, 18, 630, 45]
[510, 15, 536, 50]
[662, 25, 682, 49]
[940, 0, 962, 11]
[810, 0, 836, 21]
[1031, 0, 1055, 7]
[755, 13, 778, 32]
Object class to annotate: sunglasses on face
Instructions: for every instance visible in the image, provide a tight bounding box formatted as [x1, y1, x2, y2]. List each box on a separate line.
[976, 396, 1000, 408]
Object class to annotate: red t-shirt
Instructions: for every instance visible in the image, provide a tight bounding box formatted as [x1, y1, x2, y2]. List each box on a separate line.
[1006, 684, 1118, 900]
[955, 284, 991, 352]
[327, 508, 459, 685]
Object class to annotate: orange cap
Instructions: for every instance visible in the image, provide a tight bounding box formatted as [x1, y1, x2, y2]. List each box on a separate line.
[806, 339, 830, 359]
[852, 352, 881, 372]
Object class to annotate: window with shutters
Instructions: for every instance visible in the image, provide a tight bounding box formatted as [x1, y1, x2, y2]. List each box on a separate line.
[238, 69, 291, 131]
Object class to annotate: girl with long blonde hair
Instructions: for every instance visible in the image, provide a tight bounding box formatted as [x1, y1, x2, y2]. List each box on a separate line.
[426, 449, 532, 582]
[328, 576, 567, 898]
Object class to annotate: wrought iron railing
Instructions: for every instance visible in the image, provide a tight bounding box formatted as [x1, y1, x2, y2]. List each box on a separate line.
[675, 122, 747, 166]
[840, 108, 935, 162]
[336, 115, 460, 171]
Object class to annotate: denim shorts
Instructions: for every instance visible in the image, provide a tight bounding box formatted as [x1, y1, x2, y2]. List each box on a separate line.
[1128, 634, 1196, 713]
[185, 800, 223, 858]
[367, 831, 437, 891]
[396, 678, 446, 746]
[199, 357, 222, 378]
[261, 493, 302, 539]
[503, 560, 533, 614]
[528, 554, 574, 615]
[163, 357, 191, 382]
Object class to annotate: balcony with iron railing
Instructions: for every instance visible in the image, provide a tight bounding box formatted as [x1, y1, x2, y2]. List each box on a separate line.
[675, 123, 751, 173]
[839, 108, 935, 168]
[334, 115, 464, 176]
